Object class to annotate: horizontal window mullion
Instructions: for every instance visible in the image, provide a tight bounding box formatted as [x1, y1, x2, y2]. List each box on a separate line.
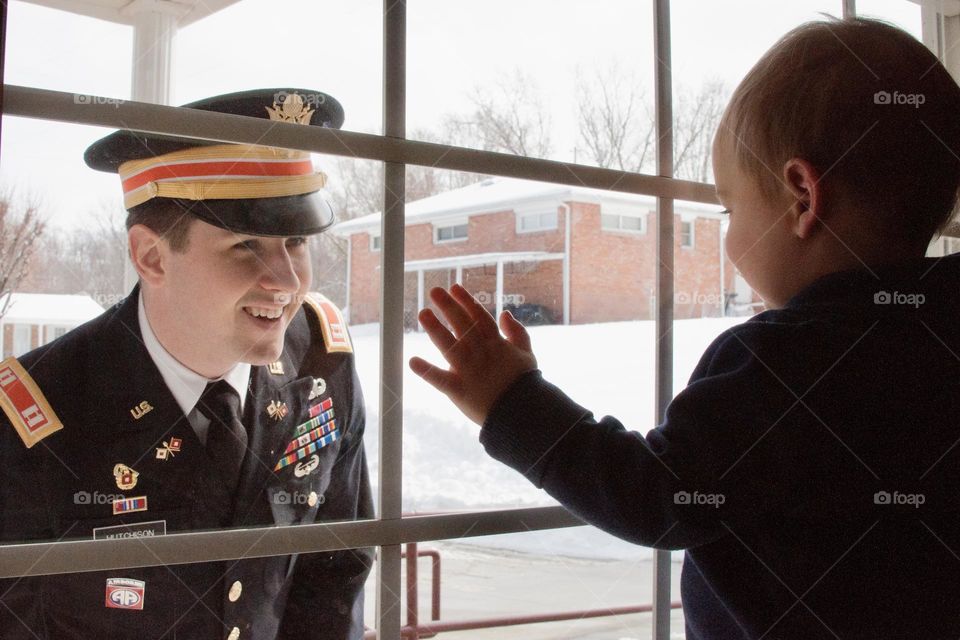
[0, 506, 583, 578]
[3, 84, 718, 205]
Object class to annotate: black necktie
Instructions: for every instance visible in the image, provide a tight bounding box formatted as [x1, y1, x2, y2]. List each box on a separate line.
[196, 380, 248, 489]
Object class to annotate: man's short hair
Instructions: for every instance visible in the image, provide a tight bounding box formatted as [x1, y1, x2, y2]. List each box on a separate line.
[722, 16, 960, 250]
[125, 199, 196, 252]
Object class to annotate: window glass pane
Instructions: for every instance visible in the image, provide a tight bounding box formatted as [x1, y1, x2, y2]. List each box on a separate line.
[379, 532, 682, 638]
[622, 215, 644, 232]
[856, 0, 923, 39]
[408, 1, 655, 167]
[600, 213, 619, 230]
[671, 0, 842, 184]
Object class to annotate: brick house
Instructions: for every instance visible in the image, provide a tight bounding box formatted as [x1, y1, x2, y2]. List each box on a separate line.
[1, 293, 104, 358]
[332, 177, 758, 328]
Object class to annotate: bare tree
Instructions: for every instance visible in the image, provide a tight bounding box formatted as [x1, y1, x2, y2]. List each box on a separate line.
[578, 73, 727, 181]
[674, 80, 727, 183]
[447, 69, 553, 158]
[23, 201, 127, 307]
[577, 66, 656, 173]
[0, 190, 46, 320]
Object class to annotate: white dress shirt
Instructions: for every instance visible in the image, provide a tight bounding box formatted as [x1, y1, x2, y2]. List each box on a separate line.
[138, 291, 251, 445]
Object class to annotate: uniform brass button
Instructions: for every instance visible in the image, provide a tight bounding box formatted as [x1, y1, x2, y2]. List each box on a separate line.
[228, 580, 242, 602]
[227, 627, 240, 640]
[307, 491, 318, 507]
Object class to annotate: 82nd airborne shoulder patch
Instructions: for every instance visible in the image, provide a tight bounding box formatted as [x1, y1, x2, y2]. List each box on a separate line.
[0, 357, 63, 448]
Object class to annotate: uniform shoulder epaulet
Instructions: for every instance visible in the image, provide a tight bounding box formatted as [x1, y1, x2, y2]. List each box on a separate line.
[301, 292, 353, 354]
[0, 357, 64, 448]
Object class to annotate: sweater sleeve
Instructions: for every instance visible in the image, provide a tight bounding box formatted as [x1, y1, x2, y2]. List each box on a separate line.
[479, 325, 804, 550]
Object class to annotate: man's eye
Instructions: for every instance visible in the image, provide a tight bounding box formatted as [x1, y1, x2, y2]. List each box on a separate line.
[234, 240, 258, 251]
[287, 237, 308, 248]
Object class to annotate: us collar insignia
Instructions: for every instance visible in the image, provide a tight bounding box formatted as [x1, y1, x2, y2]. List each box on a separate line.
[265, 93, 315, 125]
[130, 400, 153, 420]
[268, 361, 285, 375]
[308, 377, 326, 400]
[113, 463, 139, 490]
[266, 400, 288, 422]
[156, 437, 182, 460]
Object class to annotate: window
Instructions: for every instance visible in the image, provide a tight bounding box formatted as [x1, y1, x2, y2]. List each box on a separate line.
[434, 222, 469, 243]
[601, 212, 647, 233]
[680, 220, 695, 248]
[517, 210, 558, 233]
[12, 324, 31, 357]
[8, 2, 931, 639]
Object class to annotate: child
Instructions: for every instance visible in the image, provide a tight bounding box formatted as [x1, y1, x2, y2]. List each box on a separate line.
[409, 17, 960, 640]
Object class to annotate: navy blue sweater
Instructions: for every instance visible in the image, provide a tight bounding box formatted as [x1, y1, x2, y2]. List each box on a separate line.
[481, 253, 960, 639]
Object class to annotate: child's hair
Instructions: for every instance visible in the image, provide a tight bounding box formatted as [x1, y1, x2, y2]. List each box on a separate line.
[721, 16, 960, 251]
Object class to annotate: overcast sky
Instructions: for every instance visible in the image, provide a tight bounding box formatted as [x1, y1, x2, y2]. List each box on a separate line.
[0, 0, 922, 229]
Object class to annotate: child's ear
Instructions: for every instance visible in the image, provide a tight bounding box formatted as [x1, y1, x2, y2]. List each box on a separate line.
[128, 224, 167, 286]
[782, 157, 822, 239]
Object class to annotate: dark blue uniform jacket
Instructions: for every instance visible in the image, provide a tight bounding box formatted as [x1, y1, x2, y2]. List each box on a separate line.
[0, 286, 374, 639]
[481, 253, 960, 639]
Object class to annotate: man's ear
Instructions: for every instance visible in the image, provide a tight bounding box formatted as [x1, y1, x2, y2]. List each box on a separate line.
[128, 224, 166, 286]
[782, 157, 822, 240]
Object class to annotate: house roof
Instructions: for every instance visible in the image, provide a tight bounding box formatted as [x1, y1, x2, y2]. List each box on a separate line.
[19, 0, 241, 28]
[331, 176, 724, 236]
[1, 293, 104, 326]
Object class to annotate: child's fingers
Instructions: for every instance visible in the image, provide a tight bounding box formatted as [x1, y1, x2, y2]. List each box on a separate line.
[499, 310, 532, 353]
[408, 356, 459, 395]
[418, 308, 456, 354]
[428, 287, 476, 338]
[450, 284, 499, 335]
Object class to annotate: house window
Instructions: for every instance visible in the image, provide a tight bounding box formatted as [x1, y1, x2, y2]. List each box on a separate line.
[680, 220, 695, 248]
[435, 222, 468, 243]
[517, 210, 558, 233]
[601, 213, 646, 234]
[370, 234, 381, 251]
[12, 324, 31, 357]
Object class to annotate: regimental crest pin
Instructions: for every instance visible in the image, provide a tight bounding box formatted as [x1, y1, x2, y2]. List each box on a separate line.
[113, 463, 139, 490]
[265, 92, 315, 125]
[268, 361, 285, 375]
[308, 377, 326, 400]
[130, 400, 153, 420]
[267, 400, 288, 422]
[156, 437, 182, 460]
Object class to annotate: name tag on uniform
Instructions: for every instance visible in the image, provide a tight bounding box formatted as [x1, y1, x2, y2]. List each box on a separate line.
[93, 520, 167, 540]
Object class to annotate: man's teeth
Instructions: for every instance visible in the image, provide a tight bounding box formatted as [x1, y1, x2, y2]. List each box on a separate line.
[245, 306, 284, 319]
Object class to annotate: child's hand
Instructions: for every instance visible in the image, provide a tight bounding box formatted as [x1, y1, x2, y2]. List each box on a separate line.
[408, 284, 538, 425]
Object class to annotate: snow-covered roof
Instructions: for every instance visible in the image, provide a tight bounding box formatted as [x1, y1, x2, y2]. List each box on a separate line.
[0, 293, 104, 326]
[332, 176, 724, 236]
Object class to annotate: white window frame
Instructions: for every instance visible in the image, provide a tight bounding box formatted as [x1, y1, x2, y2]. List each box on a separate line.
[433, 219, 469, 244]
[680, 219, 695, 248]
[1, 3, 884, 640]
[601, 211, 648, 235]
[516, 209, 558, 233]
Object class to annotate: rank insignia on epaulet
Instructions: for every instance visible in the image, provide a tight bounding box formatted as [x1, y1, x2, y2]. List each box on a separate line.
[0, 357, 64, 448]
[302, 292, 353, 354]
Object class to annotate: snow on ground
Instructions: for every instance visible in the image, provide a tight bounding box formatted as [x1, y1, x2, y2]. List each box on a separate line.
[351, 317, 746, 559]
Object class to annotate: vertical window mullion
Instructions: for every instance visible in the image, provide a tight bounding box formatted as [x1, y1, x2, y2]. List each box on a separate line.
[652, 1, 675, 639]
[378, 1, 406, 639]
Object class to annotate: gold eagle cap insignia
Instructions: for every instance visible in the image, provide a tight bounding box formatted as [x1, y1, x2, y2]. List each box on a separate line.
[265, 92, 315, 125]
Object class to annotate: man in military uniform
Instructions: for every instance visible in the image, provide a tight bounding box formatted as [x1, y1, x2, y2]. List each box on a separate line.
[0, 89, 374, 639]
